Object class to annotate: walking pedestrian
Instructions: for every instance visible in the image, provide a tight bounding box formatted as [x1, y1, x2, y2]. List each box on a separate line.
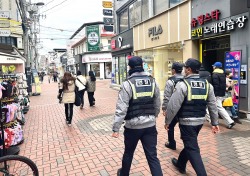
[53, 72, 58, 82]
[57, 72, 76, 126]
[211, 62, 236, 129]
[86, 71, 96, 106]
[75, 71, 87, 109]
[165, 58, 220, 176]
[112, 56, 163, 176]
[162, 62, 184, 150]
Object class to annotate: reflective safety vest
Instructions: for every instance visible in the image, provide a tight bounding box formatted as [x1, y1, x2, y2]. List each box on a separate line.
[177, 78, 209, 118]
[168, 75, 183, 87]
[125, 75, 156, 120]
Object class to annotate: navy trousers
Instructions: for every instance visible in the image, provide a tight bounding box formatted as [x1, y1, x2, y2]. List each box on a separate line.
[121, 126, 163, 176]
[168, 116, 178, 147]
[177, 124, 207, 176]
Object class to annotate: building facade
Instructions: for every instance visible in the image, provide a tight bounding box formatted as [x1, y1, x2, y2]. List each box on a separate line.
[191, 0, 250, 118]
[70, 23, 114, 79]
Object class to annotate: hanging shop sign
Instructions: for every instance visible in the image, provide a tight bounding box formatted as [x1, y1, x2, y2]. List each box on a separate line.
[224, 50, 241, 109]
[240, 65, 247, 84]
[82, 53, 112, 63]
[0, 29, 11, 37]
[103, 9, 113, 16]
[86, 25, 100, 52]
[102, 1, 113, 8]
[191, 9, 248, 38]
[0, 11, 10, 18]
[111, 40, 116, 49]
[148, 25, 163, 41]
[103, 17, 113, 25]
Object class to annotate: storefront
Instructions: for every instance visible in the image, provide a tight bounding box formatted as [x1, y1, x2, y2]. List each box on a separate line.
[0, 53, 25, 73]
[191, 0, 250, 118]
[133, 1, 195, 90]
[111, 29, 134, 85]
[82, 52, 112, 79]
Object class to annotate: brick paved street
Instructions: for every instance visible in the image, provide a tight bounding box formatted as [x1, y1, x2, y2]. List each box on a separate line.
[18, 77, 250, 176]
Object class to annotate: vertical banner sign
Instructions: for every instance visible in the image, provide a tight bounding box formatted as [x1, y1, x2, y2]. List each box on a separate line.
[224, 51, 241, 109]
[86, 25, 100, 52]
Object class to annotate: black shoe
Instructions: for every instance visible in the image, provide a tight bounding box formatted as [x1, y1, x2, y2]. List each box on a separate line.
[234, 118, 242, 124]
[165, 142, 176, 150]
[117, 168, 122, 176]
[228, 122, 236, 129]
[171, 158, 186, 174]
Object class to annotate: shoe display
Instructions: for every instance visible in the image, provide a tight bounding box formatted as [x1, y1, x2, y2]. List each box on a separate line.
[171, 158, 186, 174]
[228, 122, 236, 129]
[165, 142, 176, 150]
[234, 118, 242, 124]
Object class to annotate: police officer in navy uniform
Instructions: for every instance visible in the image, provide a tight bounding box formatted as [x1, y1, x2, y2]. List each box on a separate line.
[162, 62, 184, 150]
[165, 58, 220, 175]
[112, 56, 163, 176]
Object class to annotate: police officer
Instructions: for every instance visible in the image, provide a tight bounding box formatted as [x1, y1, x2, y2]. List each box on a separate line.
[165, 58, 220, 175]
[162, 62, 184, 150]
[112, 56, 163, 176]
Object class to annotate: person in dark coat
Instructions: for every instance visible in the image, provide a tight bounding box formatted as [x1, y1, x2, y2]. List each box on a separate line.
[86, 71, 96, 106]
[199, 65, 212, 83]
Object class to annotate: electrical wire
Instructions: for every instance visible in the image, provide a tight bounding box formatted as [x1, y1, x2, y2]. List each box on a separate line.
[40, 25, 75, 32]
[40, 0, 56, 8]
[41, 0, 70, 13]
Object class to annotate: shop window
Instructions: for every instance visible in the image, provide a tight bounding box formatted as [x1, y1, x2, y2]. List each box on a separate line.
[169, 0, 184, 8]
[142, 0, 151, 21]
[105, 62, 112, 79]
[119, 56, 127, 84]
[119, 9, 129, 33]
[90, 63, 100, 78]
[154, 0, 169, 15]
[129, 0, 142, 27]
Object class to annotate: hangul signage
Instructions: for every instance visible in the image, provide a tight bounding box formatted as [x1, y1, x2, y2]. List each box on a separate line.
[191, 10, 220, 27]
[0, 29, 11, 36]
[103, 17, 113, 25]
[191, 15, 248, 38]
[103, 9, 113, 16]
[0, 11, 10, 18]
[102, 1, 113, 8]
[0, 20, 10, 28]
[104, 25, 113, 32]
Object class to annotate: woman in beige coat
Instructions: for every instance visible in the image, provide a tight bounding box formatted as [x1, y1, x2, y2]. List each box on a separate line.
[58, 72, 76, 126]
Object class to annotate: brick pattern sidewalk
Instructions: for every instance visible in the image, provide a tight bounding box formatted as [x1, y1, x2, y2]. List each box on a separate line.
[18, 78, 250, 176]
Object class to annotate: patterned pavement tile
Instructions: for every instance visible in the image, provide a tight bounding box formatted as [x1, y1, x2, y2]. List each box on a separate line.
[17, 77, 250, 176]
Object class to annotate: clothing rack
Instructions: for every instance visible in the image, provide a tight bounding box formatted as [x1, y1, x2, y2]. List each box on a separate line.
[0, 99, 20, 157]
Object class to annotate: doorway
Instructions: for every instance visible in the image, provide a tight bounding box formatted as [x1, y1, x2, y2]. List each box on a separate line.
[202, 35, 230, 73]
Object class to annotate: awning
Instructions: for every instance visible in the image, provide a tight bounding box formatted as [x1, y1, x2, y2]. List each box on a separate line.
[0, 52, 25, 64]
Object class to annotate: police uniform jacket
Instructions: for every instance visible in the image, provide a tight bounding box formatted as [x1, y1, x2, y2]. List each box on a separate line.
[112, 72, 161, 132]
[162, 74, 183, 111]
[166, 74, 219, 126]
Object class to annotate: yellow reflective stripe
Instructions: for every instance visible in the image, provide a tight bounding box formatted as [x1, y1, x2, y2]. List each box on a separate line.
[136, 92, 153, 97]
[205, 80, 209, 100]
[151, 81, 155, 97]
[184, 79, 192, 101]
[191, 95, 207, 99]
[128, 80, 137, 99]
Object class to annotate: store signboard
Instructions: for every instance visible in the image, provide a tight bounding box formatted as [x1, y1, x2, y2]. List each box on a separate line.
[0, 29, 11, 36]
[102, 1, 113, 8]
[191, 9, 248, 38]
[240, 64, 247, 84]
[103, 9, 112, 16]
[103, 17, 113, 25]
[82, 53, 112, 63]
[0, 11, 10, 18]
[86, 25, 100, 52]
[0, 20, 10, 28]
[224, 50, 241, 108]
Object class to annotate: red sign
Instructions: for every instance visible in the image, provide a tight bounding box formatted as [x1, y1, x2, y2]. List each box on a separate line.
[191, 9, 221, 28]
[111, 40, 116, 49]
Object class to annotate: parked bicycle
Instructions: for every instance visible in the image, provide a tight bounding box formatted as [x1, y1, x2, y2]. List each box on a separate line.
[0, 155, 39, 176]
